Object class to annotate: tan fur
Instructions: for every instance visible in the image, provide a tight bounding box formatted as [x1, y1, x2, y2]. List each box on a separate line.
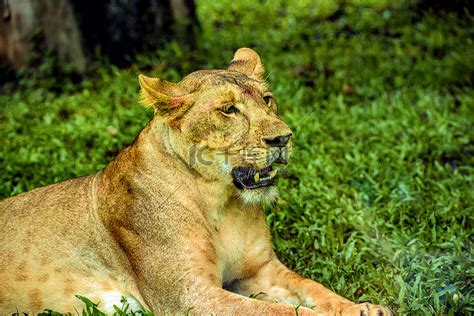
[0, 48, 391, 315]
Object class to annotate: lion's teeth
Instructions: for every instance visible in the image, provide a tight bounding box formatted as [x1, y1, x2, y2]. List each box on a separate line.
[254, 172, 260, 182]
[269, 169, 278, 178]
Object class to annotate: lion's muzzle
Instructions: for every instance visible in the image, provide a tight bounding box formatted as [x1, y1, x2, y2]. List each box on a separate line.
[263, 133, 292, 164]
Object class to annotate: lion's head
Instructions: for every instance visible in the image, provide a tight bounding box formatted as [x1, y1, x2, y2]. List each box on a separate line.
[139, 48, 292, 204]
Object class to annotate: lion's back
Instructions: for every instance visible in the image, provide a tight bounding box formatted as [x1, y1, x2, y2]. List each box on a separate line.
[0, 175, 103, 312]
[0, 175, 96, 233]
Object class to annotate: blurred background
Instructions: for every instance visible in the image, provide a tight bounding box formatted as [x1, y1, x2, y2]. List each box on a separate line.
[0, 0, 473, 314]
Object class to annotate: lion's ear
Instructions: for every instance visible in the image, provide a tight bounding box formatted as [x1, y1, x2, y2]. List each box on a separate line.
[228, 48, 265, 80]
[138, 74, 191, 118]
[139, 74, 175, 109]
[138, 74, 193, 127]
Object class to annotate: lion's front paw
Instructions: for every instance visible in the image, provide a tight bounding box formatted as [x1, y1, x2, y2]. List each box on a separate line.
[340, 303, 392, 316]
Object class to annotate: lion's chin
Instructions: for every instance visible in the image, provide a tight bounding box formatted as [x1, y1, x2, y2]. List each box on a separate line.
[236, 186, 279, 205]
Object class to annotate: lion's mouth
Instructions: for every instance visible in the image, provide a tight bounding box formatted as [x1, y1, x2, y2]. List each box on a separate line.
[231, 165, 278, 190]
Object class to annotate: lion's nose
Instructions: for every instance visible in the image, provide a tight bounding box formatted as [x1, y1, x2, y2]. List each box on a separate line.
[264, 133, 292, 147]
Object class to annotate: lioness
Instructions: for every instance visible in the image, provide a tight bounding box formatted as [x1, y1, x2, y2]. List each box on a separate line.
[0, 48, 390, 315]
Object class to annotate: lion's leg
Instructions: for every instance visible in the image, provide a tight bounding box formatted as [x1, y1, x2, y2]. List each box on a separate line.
[181, 284, 325, 315]
[115, 227, 320, 315]
[233, 258, 391, 316]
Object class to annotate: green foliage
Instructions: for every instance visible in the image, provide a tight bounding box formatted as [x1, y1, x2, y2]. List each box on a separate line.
[35, 296, 153, 316]
[1, 0, 473, 314]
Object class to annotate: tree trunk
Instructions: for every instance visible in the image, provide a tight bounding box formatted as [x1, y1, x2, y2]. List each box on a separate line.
[0, 0, 198, 73]
[0, 0, 86, 72]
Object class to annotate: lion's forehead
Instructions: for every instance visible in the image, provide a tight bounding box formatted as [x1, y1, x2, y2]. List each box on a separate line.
[182, 70, 268, 97]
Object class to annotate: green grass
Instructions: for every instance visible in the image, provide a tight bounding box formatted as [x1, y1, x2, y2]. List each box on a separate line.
[1, 0, 473, 314]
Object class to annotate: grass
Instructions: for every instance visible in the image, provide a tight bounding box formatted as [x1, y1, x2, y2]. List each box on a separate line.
[1, 0, 473, 314]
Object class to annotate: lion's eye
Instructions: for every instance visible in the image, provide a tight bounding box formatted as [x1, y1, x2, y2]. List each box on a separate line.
[220, 105, 239, 115]
[263, 95, 273, 105]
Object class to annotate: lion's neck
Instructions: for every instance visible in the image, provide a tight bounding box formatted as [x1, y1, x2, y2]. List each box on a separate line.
[97, 118, 237, 223]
